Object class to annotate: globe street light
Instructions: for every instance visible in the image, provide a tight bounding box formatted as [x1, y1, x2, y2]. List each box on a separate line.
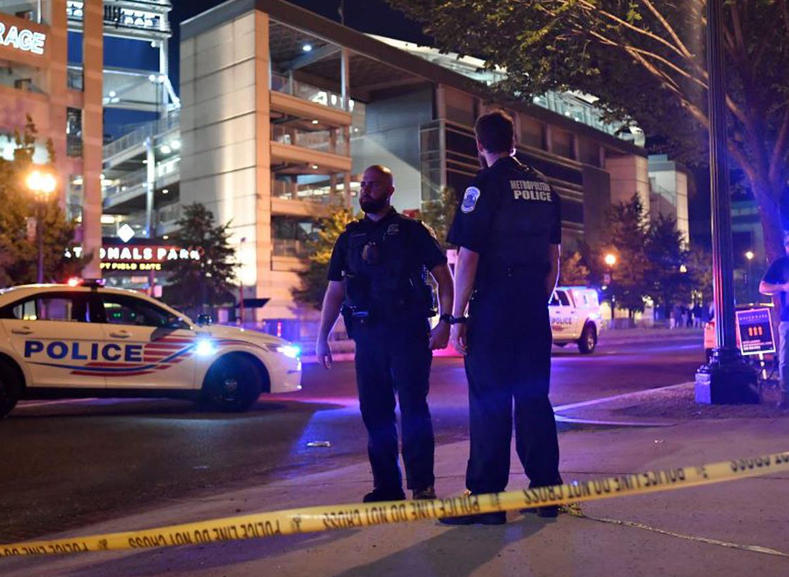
[26, 168, 57, 284]
[603, 253, 617, 323]
[745, 250, 754, 302]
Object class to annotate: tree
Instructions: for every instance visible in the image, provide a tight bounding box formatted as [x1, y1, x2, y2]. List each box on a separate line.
[644, 214, 692, 315]
[559, 251, 589, 286]
[291, 206, 355, 310]
[0, 115, 87, 286]
[163, 203, 236, 315]
[605, 195, 651, 315]
[389, 0, 789, 265]
[420, 186, 457, 249]
[687, 245, 714, 305]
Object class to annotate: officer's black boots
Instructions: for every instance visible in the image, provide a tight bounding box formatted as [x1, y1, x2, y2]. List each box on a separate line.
[522, 505, 560, 518]
[362, 488, 406, 503]
[412, 486, 436, 500]
[439, 511, 507, 526]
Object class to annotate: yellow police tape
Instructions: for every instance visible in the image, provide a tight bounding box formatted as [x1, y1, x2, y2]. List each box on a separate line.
[2, 450, 787, 557]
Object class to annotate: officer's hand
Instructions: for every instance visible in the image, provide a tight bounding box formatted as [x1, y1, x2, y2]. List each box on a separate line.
[451, 324, 469, 356]
[429, 321, 450, 350]
[316, 338, 333, 369]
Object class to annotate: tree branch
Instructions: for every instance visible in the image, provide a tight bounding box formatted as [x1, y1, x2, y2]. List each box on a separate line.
[769, 108, 789, 186]
[637, 0, 695, 60]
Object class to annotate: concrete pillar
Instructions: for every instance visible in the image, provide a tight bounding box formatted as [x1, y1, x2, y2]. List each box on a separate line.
[145, 138, 155, 237]
[604, 154, 650, 211]
[340, 46, 351, 206]
[254, 10, 272, 312]
[81, 0, 103, 277]
[48, 0, 68, 193]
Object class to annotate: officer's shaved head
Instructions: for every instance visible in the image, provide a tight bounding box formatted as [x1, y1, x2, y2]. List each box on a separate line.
[364, 165, 394, 187]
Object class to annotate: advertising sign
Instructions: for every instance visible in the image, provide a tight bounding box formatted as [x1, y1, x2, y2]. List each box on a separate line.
[65, 244, 202, 272]
[0, 22, 46, 55]
[735, 307, 775, 356]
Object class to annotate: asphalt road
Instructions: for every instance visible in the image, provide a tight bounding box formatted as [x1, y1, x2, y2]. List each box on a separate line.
[0, 333, 703, 543]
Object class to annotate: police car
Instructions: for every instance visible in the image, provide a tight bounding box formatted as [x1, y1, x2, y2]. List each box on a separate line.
[549, 287, 603, 354]
[0, 282, 302, 417]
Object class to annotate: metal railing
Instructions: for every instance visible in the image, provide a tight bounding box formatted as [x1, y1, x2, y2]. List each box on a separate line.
[271, 71, 345, 111]
[156, 203, 181, 225]
[271, 180, 337, 204]
[271, 126, 346, 153]
[103, 168, 148, 200]
[67, 137, 83, 158]
[272, 238, 310, 258]
[67, 68, 83, 91]
[103, 110, 180, 160]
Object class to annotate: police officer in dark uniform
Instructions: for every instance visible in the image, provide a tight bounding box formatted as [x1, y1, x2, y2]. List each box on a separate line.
[442, 111, 563, 525]
[316, 165, 454, 502]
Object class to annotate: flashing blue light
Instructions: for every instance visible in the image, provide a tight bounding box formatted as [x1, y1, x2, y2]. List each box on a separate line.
[195, 339, 216, 356]
[277, 345, 301, 359]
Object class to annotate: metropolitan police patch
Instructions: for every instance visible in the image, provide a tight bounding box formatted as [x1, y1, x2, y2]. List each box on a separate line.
[461, 186, 481, 213]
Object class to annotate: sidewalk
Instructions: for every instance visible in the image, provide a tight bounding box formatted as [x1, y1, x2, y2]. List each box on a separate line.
[2, 383, 787, 577]
[302, 327, 704, 363]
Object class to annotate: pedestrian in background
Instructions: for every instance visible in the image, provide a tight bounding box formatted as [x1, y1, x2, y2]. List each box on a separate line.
[441, 111, 563, 525]
[759, 231, 789, 409]
[316, 165, 455, 502]
[692, 302, 703, 328]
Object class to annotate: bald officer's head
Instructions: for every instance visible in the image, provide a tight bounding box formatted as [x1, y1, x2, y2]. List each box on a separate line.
[359, 165, 395, 216]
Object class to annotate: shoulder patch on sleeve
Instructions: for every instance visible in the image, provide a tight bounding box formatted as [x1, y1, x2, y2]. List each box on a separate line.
[461, 186, 481, 214]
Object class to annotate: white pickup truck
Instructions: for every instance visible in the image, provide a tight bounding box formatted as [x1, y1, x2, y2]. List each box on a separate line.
[549, 287, 603, 354]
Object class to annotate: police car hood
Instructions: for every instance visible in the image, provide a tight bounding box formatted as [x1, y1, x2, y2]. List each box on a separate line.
[198, 324, 290, 346]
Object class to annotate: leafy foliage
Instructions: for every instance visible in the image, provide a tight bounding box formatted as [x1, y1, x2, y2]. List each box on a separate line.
[603, 195, 651, 314]
[644, 214, 693, 310]
[584, 195, 709, 315]
[559, 251, 589, 286]
[389, 0, 789, 262]
[419, 186, 457, 249]
[0, 115, 87, 286]
[291, 206, 356, 310]
[163, 203, 237, 314]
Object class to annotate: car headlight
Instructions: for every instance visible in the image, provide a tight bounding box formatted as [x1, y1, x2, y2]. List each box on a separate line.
[195, 339, 216, 356]
[276, 345, 301, 359]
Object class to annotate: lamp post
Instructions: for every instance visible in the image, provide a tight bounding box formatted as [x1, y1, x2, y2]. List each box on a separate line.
[745, 251, 754, 302]
[694, 0, 757, 404]
[604, 253, 617, 323]
[26, 169, 57, 284]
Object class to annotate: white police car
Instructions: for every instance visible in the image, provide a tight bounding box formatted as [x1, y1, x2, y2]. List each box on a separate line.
[0, 282, 302, 417]
[549, 286, 603, 354]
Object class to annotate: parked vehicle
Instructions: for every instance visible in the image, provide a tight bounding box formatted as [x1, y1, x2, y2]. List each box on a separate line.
[550, 287, 603, 354]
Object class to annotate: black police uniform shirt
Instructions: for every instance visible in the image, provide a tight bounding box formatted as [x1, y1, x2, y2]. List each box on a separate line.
[447, 155, 561, 282]
[762, 255, 789, 321]
[327, 208, 447, 317]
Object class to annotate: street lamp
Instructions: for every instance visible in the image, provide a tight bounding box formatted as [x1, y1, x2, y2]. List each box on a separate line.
[603, 253, 617, 323]
[745, 251, 754, 302]
[26, 168, 57, 284]
[694, 0, 757, 404]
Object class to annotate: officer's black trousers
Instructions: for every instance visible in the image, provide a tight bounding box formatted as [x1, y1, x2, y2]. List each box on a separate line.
[464, 288, 562, 495]
[353, 319, 435, 492]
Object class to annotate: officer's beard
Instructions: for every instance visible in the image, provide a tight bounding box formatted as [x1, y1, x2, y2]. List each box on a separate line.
[360, 196, 389, 215]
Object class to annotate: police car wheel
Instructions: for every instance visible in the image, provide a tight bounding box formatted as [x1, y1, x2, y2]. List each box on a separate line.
[202, 354, 262, 412]
[0, 359, 22, 418]
[578, 324, 597, 354]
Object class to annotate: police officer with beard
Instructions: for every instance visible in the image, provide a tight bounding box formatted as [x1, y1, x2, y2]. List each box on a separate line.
[316, 165, 454, 503]
[441, 111, 563, 525]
